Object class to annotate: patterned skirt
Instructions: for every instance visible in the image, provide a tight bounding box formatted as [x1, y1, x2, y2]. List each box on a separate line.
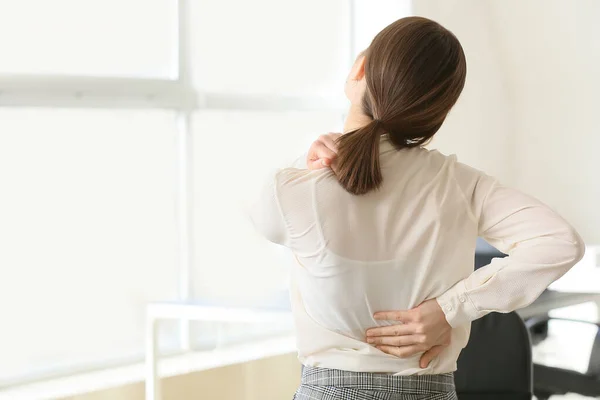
[294, 366, 457, 400]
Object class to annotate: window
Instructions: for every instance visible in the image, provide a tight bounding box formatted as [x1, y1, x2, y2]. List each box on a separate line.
[192, 110, 344, 304]
[0, 0, 412, 387]
[0, 0, 177, 78]
[190, 0, 351, 96]
[0, 110, 179, 383]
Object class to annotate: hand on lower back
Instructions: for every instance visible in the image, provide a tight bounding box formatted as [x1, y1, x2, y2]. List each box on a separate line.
[365, 298, 452, 368]
[306, 133, 341, 170]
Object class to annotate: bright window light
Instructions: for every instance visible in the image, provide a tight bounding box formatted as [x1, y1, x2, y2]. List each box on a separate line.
[192, 110, 344, 302]
[0, 0, 413, 386]
[0, 0, 177, 78]
[352, 0, 412, 58]
[0, 109, 179, 382]
[190, 0, 351, 95]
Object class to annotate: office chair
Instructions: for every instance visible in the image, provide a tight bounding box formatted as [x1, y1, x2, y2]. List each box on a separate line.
[475, 238, 600, 399]
[454, 311, 533, 399]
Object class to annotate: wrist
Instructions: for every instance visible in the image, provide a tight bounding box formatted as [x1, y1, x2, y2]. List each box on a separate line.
[436, 280, 479, 328]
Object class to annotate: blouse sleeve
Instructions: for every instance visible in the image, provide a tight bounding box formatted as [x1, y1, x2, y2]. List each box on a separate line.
[436, 162, 585, 328]
[247, 171, 289, 246]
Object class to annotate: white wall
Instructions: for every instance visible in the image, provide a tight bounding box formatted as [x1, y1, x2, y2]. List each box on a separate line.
[413, 0, 515, 182]
[489, 0, 600, 244]
[415, 0, 600, 244]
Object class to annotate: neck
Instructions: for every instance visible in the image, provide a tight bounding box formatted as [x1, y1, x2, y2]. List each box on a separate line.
[343, 103, 373, 133]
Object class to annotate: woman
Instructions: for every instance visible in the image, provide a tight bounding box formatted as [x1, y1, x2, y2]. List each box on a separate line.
[250, 16, 584, 399]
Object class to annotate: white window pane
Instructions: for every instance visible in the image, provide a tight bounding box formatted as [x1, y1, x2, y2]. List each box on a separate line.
[190, 0, 351, 95]
[192, 111, 343, 304]
[0, 109, 178, 382]
[353, 0, 413, 58]
[0, 0, 177, 78]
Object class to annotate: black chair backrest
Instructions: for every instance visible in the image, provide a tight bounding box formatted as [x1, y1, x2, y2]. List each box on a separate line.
[455, 311, 533, 399]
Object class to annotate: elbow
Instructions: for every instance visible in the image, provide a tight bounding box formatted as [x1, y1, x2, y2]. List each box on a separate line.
[571, 232, 586, 265]
[535, 228, 586, 286]
[561, 228, 586, 268]
[541, 225, 586, 281]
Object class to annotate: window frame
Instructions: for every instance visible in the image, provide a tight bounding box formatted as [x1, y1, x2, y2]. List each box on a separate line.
[0, 0, 361, 386]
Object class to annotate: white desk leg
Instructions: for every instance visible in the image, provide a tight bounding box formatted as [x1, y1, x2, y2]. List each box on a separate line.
[146, 316, 161, 400]
[179, 319, 191, 351]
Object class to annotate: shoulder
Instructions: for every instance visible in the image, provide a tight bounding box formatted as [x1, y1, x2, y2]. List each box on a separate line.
[273, 167, 334, 189]
[417, 147, 501, 202]
[422, 147, 489, 181]
[271, 167, 337, 212]
[419, 147, 457, 164]
[404, 147, 461, 181]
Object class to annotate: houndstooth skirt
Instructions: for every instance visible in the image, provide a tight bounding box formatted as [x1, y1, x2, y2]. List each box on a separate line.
[294, 366, 457, 400]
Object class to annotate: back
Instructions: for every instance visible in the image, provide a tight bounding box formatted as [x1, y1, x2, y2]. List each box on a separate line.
[275, 136, 479, 374]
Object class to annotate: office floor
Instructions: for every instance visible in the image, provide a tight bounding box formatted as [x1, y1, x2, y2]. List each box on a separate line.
[532, 302, 599, 399]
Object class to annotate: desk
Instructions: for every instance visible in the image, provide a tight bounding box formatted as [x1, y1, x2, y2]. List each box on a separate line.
[144, 301, 293, 400]
[517, 290, 600, 319]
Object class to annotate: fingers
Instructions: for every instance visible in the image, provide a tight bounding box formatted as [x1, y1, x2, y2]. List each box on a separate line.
[318, 133, 341, 151]
[373, 310, 412, 323]
[376, 343, 446, 365]
[419, 345, 445, 368]
[367, 335, 424, 347]
[307, 157, 333, 170]
[306, 133, 342, 170]
[307, 141, 337, 170]
[366, 324, 414, 338]
[313, 140, 338, 160]
[376, 344, 423, 358]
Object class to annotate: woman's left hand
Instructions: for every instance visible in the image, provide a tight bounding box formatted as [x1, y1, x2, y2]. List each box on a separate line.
[365, 299, 452, 368]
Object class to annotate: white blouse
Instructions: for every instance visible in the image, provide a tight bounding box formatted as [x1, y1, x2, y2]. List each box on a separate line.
[249, 136, 584, 375]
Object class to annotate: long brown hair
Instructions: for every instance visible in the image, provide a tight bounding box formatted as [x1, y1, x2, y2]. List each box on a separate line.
[336, 17, 467, 195]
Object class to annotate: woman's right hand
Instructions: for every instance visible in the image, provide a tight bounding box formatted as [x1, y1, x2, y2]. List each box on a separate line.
[366, 299, 452, 368]
[306, 133, 341, 170]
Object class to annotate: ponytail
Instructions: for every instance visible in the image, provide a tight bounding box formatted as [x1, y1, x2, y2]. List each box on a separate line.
[335, 120, 386, 195]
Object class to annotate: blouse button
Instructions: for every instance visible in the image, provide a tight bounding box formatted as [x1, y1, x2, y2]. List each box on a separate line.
[445, 305, 453, 312]
[459, 296, 467, 303]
